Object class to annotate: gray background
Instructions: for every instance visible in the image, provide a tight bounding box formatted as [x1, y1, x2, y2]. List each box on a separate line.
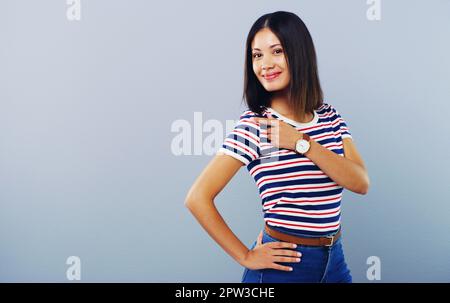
[1, 0, 449, 282]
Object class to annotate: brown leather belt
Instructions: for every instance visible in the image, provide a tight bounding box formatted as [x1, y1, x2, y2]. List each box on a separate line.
[264, 223, 341, 247]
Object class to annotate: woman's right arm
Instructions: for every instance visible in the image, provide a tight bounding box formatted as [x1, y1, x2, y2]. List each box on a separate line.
[184, 154, 301, 271]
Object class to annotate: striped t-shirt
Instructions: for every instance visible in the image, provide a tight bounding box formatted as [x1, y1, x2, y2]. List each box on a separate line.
[217, 103, 353, 237]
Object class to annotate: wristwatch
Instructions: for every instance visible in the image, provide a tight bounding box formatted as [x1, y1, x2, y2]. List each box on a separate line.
[295, 133, 311, 155]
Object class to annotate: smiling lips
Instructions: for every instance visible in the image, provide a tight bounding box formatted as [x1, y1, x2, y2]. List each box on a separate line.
[263, 72, 281, 80]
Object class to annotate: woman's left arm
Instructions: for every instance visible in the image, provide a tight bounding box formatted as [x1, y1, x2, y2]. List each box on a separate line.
[253, 117, 370, 195]
[304, 137, 370, 195]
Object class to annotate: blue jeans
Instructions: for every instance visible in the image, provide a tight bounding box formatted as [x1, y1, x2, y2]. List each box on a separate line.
[241, 228, 352, 283]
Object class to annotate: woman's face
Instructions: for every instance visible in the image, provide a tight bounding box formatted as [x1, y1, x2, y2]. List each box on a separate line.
[251, 28, 290, 92]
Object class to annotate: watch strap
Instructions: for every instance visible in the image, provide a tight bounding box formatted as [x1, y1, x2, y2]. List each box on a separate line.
[302, 133, 311, 142]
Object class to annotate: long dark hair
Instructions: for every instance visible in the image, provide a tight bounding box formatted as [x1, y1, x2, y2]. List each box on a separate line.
[242, 11, 323, 117]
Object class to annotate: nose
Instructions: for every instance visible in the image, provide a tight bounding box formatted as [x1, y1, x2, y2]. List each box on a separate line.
[261, 56, 274, 71]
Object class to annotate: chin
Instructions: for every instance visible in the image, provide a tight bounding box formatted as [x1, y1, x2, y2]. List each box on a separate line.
[259, 78, 289, 92]
[263, 84, 288, 92]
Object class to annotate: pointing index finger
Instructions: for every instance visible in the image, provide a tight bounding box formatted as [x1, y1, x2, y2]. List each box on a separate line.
[251, 117, 276, 125]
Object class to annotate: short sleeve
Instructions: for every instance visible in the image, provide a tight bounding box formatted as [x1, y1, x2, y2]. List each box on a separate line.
[329, 104, 353, 140]
[216, 111, 261, 165]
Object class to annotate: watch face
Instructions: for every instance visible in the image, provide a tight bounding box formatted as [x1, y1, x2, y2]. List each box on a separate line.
[296, 139, 310, 154]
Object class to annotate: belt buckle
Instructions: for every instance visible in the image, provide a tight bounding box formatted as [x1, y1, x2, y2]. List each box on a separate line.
[325, 235, 334, 247]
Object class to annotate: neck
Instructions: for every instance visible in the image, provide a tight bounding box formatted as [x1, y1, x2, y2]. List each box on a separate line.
[269, 90, 313, 123]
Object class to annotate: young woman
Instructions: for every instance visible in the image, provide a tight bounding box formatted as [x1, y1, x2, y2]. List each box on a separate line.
[185, 11, 370, 283]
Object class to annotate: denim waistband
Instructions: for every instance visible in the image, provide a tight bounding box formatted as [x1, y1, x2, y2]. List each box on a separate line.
[262, 227, 342, 248]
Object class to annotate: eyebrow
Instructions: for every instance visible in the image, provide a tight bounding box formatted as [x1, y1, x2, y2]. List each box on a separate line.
[252, 44, 281, 51]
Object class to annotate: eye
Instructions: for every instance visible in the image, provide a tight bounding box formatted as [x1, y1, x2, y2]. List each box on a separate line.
[252, 53, 261, 59]
[274, 48, 283, 54]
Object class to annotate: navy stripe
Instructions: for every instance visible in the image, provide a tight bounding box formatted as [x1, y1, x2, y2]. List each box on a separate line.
[270, 202, 341, 211]
[266, 224, 340, 237]
[259, 176, 334, 193]
[265, 213, 341, 224]
[261, 188, 343, 202]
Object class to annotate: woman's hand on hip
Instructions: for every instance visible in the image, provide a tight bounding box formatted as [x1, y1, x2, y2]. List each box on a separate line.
[242, 231, 302, 271]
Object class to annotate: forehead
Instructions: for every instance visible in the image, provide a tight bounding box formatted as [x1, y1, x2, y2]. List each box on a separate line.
[251, 28, 281, 49]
